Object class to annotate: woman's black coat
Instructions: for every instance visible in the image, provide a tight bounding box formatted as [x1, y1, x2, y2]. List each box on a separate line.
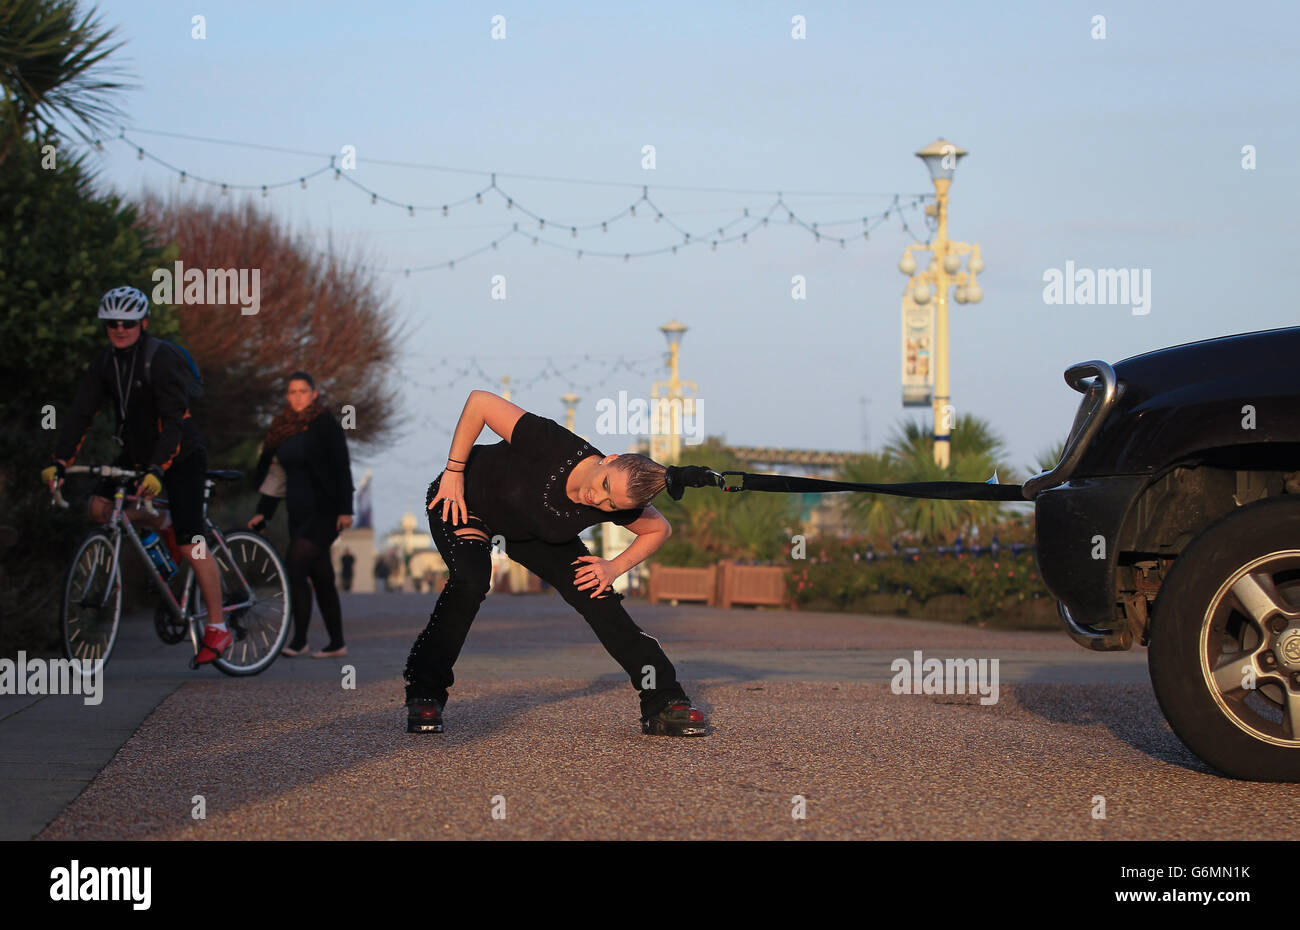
[253, 412, 354, 520]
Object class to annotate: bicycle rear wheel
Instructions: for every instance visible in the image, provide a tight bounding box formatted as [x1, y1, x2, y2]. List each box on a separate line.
[61, 531, 121, 670]
[206, 530, 291, 676]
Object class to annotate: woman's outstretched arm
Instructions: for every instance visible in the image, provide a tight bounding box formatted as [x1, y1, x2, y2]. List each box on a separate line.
[433, 391, 525, 526]
[445, 390, 526, 463]
[574, 507, 672, 597]
[608, 507, 671, 574]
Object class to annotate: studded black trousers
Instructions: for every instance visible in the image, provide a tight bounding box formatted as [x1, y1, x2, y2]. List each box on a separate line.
[402, 479, 688, 716]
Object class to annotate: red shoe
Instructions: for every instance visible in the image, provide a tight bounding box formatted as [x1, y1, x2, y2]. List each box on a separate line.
[192, 625, 233, 667]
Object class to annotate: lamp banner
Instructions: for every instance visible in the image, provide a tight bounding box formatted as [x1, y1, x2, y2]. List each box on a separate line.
[901, 291, 934, 408]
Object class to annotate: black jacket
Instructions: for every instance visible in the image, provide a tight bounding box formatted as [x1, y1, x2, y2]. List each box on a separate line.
[54, 330, 202, 471]
[254, 411, 354, 519]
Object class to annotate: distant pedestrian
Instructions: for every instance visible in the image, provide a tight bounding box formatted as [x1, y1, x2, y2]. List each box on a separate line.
[375, 556, 391, 592]
[341, 548, 355, 592]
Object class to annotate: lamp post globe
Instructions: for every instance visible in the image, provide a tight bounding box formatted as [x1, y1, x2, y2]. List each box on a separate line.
[914, 138, 968, 183]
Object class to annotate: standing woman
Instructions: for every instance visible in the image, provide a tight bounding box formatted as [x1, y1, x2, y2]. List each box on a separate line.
[404, 389, 707, 737]
[249, 371, 354, 657]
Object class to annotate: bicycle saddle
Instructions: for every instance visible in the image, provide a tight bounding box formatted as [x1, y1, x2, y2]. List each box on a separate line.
[205, 470, 243, 481]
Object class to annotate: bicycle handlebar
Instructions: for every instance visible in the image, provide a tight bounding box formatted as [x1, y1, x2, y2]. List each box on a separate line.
[50, 465, 157, 515]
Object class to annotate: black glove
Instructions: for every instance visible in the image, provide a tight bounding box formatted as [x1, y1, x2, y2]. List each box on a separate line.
[664, 465, 723, 501]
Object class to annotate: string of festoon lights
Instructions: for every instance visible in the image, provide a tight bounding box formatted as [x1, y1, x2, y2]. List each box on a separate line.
[399, 353, 663, 398]
[386, 353, 668, 453]
[103, 129, 937, 275]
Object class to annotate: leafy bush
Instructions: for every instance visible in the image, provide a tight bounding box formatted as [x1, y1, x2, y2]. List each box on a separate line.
[788, 544, 1052, 625]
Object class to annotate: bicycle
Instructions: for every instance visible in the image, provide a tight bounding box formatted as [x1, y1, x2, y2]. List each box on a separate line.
[53, 465, 291, 675]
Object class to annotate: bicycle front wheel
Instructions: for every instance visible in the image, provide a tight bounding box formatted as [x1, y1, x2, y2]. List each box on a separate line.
[61, 531, 122, 670]
[209, 530, 291, 676]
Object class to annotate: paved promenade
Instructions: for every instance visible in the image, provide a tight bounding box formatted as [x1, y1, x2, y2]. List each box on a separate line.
[8, 592, 1296, 840]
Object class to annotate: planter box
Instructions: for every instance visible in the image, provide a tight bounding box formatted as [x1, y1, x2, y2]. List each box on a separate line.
[649, 562, 790, 609]
[648, 564, 717, 605]
[716, 560, 787, 609]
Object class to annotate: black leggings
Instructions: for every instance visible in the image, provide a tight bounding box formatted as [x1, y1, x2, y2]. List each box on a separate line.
[404, 480, 687, 716]
[287, 535, 344, 650]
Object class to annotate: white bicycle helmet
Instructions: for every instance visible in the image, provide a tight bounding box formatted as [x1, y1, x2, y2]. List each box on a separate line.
[97, 286, 150, 320]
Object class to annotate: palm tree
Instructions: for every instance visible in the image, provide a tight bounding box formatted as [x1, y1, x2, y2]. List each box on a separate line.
[1029, 438, 1066, 476]
[0, 0, 130, 167]
[841, 413, 1011, 542]
[838, 450, 903, 542]
[886, 412, 1008, 465]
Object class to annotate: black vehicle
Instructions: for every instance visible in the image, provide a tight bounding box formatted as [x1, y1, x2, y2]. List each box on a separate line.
[1027, 326, 1300, 781]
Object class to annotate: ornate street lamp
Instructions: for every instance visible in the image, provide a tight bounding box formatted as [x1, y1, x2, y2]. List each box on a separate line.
[897, 139, 984, 467]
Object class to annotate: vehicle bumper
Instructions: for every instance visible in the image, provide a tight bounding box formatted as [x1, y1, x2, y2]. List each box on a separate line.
[1034, 475, 1147, 651]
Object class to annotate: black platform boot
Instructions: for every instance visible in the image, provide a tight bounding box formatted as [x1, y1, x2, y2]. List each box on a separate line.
[641, 699, 708, 737]
[406, 698, 444, 734]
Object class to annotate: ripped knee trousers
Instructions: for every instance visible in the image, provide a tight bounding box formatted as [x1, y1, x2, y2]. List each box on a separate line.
[403, 477, 494, 705]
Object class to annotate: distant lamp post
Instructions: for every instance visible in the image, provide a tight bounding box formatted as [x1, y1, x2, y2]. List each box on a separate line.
[560, 392, 580, 432]
[650, 320, 698, 464]
[898, 138, 984, 467]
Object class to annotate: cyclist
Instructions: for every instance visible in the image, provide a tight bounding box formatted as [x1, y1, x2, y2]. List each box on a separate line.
[41, 286, 231, 665]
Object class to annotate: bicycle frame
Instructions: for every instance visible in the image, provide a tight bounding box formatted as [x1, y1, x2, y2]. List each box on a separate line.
[76, 482, 186, 629]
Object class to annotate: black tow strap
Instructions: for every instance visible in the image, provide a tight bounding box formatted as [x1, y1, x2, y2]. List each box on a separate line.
[663, 465, 1026, 502]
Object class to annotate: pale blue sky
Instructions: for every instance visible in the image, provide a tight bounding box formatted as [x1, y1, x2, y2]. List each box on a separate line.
[85, 0, 1300, 532]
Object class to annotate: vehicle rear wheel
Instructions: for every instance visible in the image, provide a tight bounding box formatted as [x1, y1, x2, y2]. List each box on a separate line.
[1149, 495, 1300, 781]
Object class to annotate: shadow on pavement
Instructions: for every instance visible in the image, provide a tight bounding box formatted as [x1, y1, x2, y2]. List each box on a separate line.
[1011, 670, 1218, 778]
